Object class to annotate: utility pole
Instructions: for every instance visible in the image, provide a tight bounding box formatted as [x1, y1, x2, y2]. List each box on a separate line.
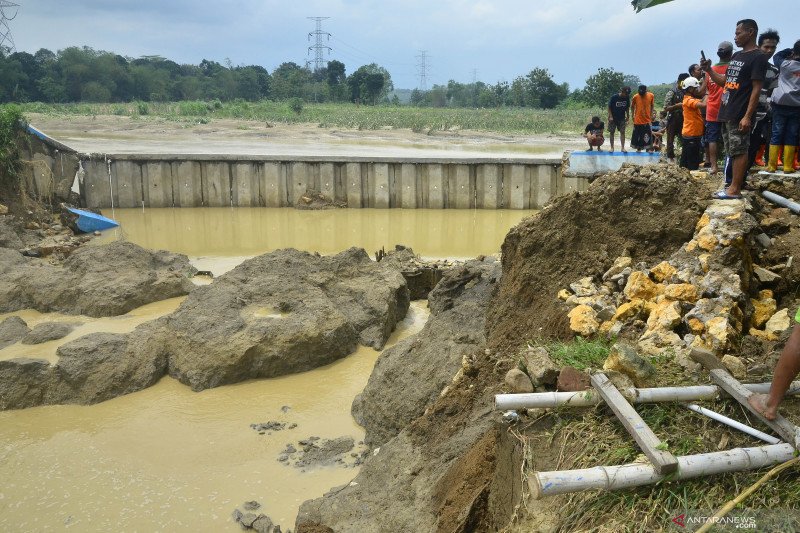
[471, 69, 478, 84]
[415, 50, 430, 91]
[0, 1, 19, 52]
[307, 17, 331, 72]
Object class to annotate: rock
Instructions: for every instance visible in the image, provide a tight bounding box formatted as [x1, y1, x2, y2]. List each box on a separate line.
[252, 515, 274, 533]
[751, 295, 777, 329]
[0, 203, 7, 215]
[163, 248, 409, 392]
[0, 241, 196, 317]
[765, 309, 792, 336]
[637, 329, 683, 357]
[567, 304, 599, 336]
[243, 501, 262, 511]
[602, 256, 632, 281]
[623, 271, 664, 301]
[0, 315, 30, 349]
[569, 276, 598, 297]
[565, 295, 596, 307]
[294, 436, 355, 468]
[504, 368, 533, 393]
[557, 288, 571, 301]
[722, 355, 747, 380]
[241, 513, 258, 528]
[523, 346, 559, 386]
[21, 322, 79, 345]
[353, 261, 496, 447]
[0, 217, 25, 249]
[0, 357, 52, 409]
[603, 343, 656, 387]
[705, 316, 735, 352]
[650, 261, 677, 283]
[754, 265, 781, 283]
[604, 369, 635, 391]
[663, 283, 699, 302]
[611, 299, 646, 323]
[557, 366, 590, 392]
[646, 300, 682, 331]
[755, 233, 772, 248]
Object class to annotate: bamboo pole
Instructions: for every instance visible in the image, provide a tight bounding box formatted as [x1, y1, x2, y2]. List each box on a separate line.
[685, 403, 780, 444]
[494, 381, 800, 410]
[531, 443, 795, 499]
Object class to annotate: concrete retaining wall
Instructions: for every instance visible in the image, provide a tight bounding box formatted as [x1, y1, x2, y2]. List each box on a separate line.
[18, 125, 80, 203]
[80, 155, 586, 209]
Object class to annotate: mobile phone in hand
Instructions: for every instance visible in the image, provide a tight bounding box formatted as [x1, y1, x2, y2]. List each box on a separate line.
[701, 50, 706, 61]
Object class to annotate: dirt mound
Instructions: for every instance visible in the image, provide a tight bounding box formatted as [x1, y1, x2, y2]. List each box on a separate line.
[487, 163, 713, 353]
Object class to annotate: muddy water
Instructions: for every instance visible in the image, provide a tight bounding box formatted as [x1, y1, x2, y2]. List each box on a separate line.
[0, 301, 428, 531]
[0, 297, 184, 363]
[1, 208, 530, 531]
[96, 208, 535, 274]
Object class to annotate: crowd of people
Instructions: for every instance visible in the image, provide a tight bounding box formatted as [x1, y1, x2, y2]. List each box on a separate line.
[582, 19, 800, 200]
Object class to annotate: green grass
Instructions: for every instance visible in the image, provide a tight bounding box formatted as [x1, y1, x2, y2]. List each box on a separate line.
[543, 337, 613, 370]
[18, 100, 602, 135]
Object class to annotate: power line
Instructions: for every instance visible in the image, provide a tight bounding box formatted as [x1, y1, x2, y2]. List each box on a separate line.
[306, 16, 331, 72]
[0, 1, 19, 52]
[415, 50, 430, 91]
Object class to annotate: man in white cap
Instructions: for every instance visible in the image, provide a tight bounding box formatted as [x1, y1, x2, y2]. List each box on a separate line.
[680, 76, 707, 170]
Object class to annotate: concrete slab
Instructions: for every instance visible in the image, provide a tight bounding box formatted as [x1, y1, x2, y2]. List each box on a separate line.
[567, 150, 660, 175]
[113, 160, 143, 208]
[508, 165, 530, 209]
[83, 160, 112, 208]
[261, 162, 287, 207]
[399, 163, 417, 208]
[319, 163, 336, 201]
[345, 163, 363, 208]
[372, 163, 390, 208]
[173, 161, 202, 207]
[231, 163, 258, 207]
[477, 164, 501, 209]
[203, 162, 231, 207]
[143, 162, 173, 208]
[450, 164, 472, 209]
[426, 164, 445, 209]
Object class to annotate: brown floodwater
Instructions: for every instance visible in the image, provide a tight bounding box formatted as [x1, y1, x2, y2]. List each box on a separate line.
[1, 207, 532, 531]
[95, 207, 536, 274]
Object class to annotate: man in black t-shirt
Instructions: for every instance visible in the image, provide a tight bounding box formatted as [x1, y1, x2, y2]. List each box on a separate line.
[607, 86, 631, 153]
[584, 116, 605, 151]
[702, 18, 769, 199]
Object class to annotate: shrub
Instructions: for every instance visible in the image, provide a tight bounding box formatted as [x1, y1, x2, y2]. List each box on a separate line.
[0, 104, 26, 185]
[289, 98, 303, 114]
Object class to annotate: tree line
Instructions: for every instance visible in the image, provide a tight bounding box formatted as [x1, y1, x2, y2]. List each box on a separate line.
[0, 45, 646, 109]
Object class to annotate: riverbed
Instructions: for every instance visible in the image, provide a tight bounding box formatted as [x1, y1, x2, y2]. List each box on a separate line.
[0, 207, 534, 531]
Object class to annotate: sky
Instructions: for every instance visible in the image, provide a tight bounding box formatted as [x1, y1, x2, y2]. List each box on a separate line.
[5, 0, 800, 91]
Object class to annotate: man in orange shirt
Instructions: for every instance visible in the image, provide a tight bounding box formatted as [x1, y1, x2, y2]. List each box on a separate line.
[680, 77, 708, 170]
[630, 84, 655, 152]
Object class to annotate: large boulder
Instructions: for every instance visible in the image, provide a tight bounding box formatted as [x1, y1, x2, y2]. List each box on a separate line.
[351, 260, 498, 447]
[0, 241, 196, 317]
[0, 315, 30, 349]
[163, 247, 409, 391]
[21, 321, 79, 344]
[0, 322, 168, 410]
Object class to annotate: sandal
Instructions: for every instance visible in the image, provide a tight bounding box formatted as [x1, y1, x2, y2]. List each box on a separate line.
[712, 190, 742, 200]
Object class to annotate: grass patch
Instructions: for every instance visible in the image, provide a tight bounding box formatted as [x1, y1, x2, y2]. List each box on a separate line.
[543, 337, 612, 370]
[18, 101, 601, 135]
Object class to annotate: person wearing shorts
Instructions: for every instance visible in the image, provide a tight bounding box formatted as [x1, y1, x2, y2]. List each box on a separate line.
[702, 18, 769, 199]
[584, 116, 605, 151]
[607, 86, 631, 152]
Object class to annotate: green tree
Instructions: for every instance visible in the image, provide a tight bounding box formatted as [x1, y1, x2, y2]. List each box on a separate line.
[348, 63, 392, 104]
[582, 67, 625, 107]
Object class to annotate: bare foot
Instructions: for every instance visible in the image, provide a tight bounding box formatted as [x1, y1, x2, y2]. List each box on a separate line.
[748, 393, 777, 420]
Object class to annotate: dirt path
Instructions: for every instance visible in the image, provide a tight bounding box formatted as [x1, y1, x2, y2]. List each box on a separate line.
[27, 114, 585, 159]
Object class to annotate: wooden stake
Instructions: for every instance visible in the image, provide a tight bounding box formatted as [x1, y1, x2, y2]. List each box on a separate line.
[591, 373, 678, 474]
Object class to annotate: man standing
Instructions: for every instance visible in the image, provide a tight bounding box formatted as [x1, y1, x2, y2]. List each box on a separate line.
[706, 42, 733, 175]
[702, 18, 769, 199]
[663, 73, 690, 164]
[607, 86, 631, 153]
[630, 85, 655, 152]
[680, 77, 707, 170]
[748, 29, 781, 170]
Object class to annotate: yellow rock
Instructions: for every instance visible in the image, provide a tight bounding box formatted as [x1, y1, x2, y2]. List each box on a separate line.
[650, 261, 677, 283]
[706, 316, 732, 350]
[750, 296, 777, 329]
[646, 300, 682, 331]
[611, 299, 647, 322]
[568, 305, 599, 337]
[759, 289, 774, 300]
[699, 254, 710, 273]
[557, 289, 571, 301]
[624, 271, 664, 301]
[599, 320, 615, 335]
[686, 240, 698, 252]
[664, 283, 699, 302]
[690, 335, 715, 352]
[721, 355, 747, 380]
[696, 230, 718, 251]
[725, 212, 742, 221]
[749, 328, 778, 341]
[687, 317, 705, 334]
[695, 213, 711, 231]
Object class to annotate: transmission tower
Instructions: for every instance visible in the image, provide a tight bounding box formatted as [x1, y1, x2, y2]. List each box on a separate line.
[415, 50, 430, 91]
[471, 69, 478, 84]
[0, 1, 19, 52]
[307, 17, 331, 72]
